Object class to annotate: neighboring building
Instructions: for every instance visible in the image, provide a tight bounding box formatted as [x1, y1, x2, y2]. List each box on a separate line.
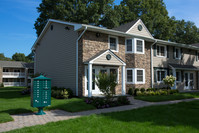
[32, 19, 199, 97]
[0, 61, 34, 87]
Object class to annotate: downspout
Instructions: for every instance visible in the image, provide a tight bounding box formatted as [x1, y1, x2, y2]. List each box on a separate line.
[151, 39, 157, 88]
[76, 26, 87, 96]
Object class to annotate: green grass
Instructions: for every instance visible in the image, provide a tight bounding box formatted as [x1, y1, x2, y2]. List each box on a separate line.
[134, 92, 199, 102]
[0, 87, 95, 123]
[6, 100, 199, 133]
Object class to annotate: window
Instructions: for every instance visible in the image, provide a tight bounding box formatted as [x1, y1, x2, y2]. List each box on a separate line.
[137, 70, 144, 82]
[136, 40, 143, 53]
[3, 69, 9, 72]
[126, 39, 132, 52]
[175, 47, 181, 59]
[126, 68, 145, 84]
[125, 38, 144, 54]
[157, 45, 166, 57]
[127, 69, 133, 83]
[14, 69, 20, 72]
[109, 36, 118, 52]
[156, 70, 167, 82]
[176, 71, 181, 82]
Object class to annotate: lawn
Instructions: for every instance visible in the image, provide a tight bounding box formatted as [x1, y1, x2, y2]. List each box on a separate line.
[134, 92, 199, 102]
[6, 100, 199, 133]
[0, 87, 95, 123]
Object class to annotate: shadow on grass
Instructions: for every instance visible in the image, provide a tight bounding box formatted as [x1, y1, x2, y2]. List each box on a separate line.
[0, 108, 33, 115]
[0, 87, 30, 99]
[101, 100, 199, 130]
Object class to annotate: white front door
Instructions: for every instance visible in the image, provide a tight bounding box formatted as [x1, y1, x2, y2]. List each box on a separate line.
[85, 66, 118, 95]
[184, 72, 194, 90]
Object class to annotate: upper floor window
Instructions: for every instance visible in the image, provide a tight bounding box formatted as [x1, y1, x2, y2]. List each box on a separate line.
[174, 47, 181, 59]
[108, 36, 118, 52]
[3, 69, 9, 72]
[125, 38, 144, 54]
[157, 45, 166, 57]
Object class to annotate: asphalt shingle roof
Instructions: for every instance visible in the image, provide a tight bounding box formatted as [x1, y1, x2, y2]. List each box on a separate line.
[0, 61, 34, 69]
[169, 63, 199, 70]
[112, 19, 139, 32]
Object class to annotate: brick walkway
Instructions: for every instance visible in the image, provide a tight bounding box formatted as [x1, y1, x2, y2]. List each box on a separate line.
[0, 97, 199, 132]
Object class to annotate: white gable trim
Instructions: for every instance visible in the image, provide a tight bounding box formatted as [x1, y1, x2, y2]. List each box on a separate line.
[126, 19, 154, 39]
[89, 50, 126, 66]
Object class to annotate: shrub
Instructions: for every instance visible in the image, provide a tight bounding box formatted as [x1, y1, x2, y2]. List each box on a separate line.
[21, 88, 31, 95]
[51, 87, 73, 99]
[169, 89, 179, 94]
[128, 88, 133, 95]
[163, 75, 176, 89]
[0, 83, 4, 88]
[117, 96, 130, 105]
[96, 72, 117, 101]
[140, 88, 145, 93]
[134, 88, 140, 96]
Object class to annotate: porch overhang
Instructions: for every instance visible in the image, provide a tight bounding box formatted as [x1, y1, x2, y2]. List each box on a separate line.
[169, 64, 199, 71]
[84, 49, 126, 66]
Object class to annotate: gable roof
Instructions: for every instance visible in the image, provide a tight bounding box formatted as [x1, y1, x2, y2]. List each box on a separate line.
[112, 19, 139, 32]
[0, 61, 34, 69]
[85, 49, 126, 66]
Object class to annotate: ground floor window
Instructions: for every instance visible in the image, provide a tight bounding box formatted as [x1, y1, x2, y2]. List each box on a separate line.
[156, 69, 167, 82]
[176, 71, 181, 82]
[126, 68, 145, 84]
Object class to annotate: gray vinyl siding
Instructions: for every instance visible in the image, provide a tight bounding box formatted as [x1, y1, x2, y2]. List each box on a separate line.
[35, 22, 78, 92]
[127, 21, 153, 38]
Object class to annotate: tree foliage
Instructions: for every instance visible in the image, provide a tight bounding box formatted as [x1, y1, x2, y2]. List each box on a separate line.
[0, 53, 11, 61]
[34, 0, 116, 36]
[12, 53, 33, 62]
[170, 19, 199, 44]
[34, 0, 199, 44]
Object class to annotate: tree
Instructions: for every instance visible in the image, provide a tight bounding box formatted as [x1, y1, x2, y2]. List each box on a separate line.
[34, 0, 116, 36]
[12, 53, 26, 62]
[26, 52, 34, 62]
[117, 0, 176, 40]
[0, 53, 11, 61]
[170, 19, 199, 44]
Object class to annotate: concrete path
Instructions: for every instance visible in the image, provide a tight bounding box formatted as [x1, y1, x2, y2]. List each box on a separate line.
[1, 97, 199, 133]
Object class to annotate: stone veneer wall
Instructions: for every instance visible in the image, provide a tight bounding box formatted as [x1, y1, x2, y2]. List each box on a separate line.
[126, 42, 152, 91]
[78, 30, 152, 96]
[78, 31, 126, 96]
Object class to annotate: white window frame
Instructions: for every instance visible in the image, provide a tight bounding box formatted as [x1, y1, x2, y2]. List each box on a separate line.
[125, 38, 133, 53]
[125, 38, 145, 54]
[156, 69, 167, 83]
[175, 47, 181, 60]
[134, 38, 145, 54]
[176, 71, 181, 82]
[126, 68, 134, 84]
[108, 35, 119, 52]
[135, 68, 145, 84]
[156, 44, 167, 58]
[126, 68, 145, 84]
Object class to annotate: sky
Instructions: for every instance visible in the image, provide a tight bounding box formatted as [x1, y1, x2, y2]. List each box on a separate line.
[0, 0, 199, 58]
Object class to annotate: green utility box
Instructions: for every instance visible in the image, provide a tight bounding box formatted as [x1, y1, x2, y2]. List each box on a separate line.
[31, 75, 51, 115]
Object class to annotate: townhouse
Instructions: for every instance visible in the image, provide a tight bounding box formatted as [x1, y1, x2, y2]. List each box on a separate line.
[0, 61, 34, 87]
[32, 18, 199, 97]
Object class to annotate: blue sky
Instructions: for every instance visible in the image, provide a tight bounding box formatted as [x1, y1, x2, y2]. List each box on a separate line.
[0, 0, 199, 58]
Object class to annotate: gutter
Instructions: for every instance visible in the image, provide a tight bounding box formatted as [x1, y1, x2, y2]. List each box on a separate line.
[151, 39, 157, 88]
[76, 26, 87, 96]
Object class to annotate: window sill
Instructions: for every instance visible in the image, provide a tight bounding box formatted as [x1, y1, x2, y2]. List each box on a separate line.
[135, 82, 145, 84]
[156, 55, 167, 58]
[126, 82, 134, 84]
[110, 50, 118, 52]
